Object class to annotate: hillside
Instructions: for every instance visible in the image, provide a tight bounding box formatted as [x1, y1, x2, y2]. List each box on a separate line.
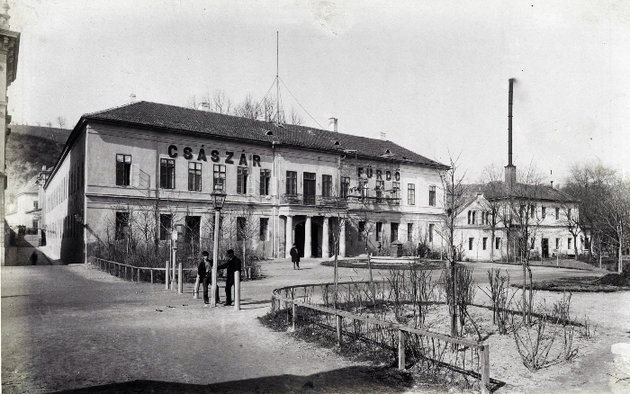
[5, 125, 71, 202]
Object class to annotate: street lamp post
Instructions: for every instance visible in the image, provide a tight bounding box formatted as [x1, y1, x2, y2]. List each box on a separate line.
[211, 190, 227, 307]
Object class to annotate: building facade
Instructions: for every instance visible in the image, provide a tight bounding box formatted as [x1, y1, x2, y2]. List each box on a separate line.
[0, 2, 19, 264]
[42, 101, 448, 263]
[5, 176, 40, 230]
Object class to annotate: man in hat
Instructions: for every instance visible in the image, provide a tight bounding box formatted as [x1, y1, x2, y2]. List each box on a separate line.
[217, 249, 242, 306]
[198, 251, 219, 305]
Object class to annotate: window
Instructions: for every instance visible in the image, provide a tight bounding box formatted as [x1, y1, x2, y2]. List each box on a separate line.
[188, 162, 202, 191]
[407, 183, 415, 205]
[376, 180, 384, 200]
[33, 201, 38, 210]
[567, 208, 572, 219]
[237, 167, 248, 194]
[407, 223, 413, 242]
[259, 218, 269, 241]
[530, 204, 535, 218]
[555, 207, 560, 219]
[390, 222, 399, 242]
[160, 158, 175, 189]
[467, 211, 472, 225]
[555, 238, 560, 249]
[376, 222, 382, 241]
[341, 177, 350, 198]
[361, 180, 369, 198]
[469, 237, 474, 250]
[481, 212, 486, 225]
[322, 175, 332, 197]
[429, 185, 436, 206]
[286, 171, 297, 195]
[495, 237, 501, 250]
[160, 214, 172, 240]
[358, 221, 366, 236]
[260, 169, 271, 195]
[392, 181, 400, 199]
[115, 212, 129, 240]
[530, 237, 535, 250]
[568, 238, 572, 249]
[428, 223, 434, 243]
[483, 237, 488, 250]
[213, 164, 226, 191]
[541, 206, 546, 219]
[237, 217, 246, 241]
[116, 154, 132, 186]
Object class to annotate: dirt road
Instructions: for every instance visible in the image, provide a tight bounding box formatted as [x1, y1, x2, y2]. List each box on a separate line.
[2, 259, 627, 393]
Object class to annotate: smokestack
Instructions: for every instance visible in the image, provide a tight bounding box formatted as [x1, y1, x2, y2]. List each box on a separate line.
[504, 78, 516, 190]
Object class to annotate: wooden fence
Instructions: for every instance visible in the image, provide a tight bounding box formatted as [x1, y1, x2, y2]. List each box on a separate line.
[271, 281, 492, 393]
[90, 257, 197, 285]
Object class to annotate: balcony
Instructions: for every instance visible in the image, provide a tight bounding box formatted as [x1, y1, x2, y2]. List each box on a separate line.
[280, 194, 349, 208]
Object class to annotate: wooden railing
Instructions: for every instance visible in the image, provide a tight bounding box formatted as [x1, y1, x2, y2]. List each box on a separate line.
[271, 281, 492, 393]
[90, 257, 196, 285]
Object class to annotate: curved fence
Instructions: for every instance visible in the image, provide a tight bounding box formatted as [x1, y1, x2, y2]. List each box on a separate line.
[90, 257, 197, 285]
[271, 281, 493, 393]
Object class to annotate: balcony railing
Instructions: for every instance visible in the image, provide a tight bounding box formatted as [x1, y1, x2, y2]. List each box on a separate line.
[280, 194, 349, 208]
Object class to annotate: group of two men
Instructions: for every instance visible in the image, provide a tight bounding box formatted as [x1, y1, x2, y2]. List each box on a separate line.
[196, 249, 241, 306]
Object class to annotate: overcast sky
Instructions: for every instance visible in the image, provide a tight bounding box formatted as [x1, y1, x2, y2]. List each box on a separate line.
[8, 0, 630, 183]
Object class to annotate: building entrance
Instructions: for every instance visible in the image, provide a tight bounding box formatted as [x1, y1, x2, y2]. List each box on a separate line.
[542, 238, 549, 258]
[295, 222, 305, 257]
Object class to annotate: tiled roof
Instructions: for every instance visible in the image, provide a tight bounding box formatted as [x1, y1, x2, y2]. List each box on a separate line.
[477, 181, 577, 203]
[84, 101, 448, 169]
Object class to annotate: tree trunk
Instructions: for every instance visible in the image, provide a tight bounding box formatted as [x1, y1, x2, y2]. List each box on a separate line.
[574, 235, 578, 261]
[450, 260, 458, 337]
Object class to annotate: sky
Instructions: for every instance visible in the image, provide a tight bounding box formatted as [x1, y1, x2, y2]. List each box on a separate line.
[8, 0, 630, 184]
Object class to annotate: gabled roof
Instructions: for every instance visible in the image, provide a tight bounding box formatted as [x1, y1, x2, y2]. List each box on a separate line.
[474, 181, 578, 203]
[84, 101, 448, 169]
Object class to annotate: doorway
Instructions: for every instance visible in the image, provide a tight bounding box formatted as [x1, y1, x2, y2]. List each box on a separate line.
[542, 238, 549, 258]
[295, 222, 305, 257]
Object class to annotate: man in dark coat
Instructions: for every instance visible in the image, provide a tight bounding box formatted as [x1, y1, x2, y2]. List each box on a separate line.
[217, 249, 242, 306]
[290, 243, 300, 270]
[198, 251, 219, 305]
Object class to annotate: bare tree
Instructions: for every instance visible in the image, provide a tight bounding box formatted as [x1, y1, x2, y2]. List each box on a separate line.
[234, 94, 262, 120]
[561, 203, 581, 260]
[480, 164, 506, 262]
[600, 179, 630, 274]
[440, 152, 468, 337]
[56, 116, 66, 129]
[213, 90, 232, 114]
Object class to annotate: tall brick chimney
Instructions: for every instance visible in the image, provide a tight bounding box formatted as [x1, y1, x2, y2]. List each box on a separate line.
[504, 78, 516, 190]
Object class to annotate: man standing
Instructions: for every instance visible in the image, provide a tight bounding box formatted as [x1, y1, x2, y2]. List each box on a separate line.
[217, 249, 241, 306]
[198, 251, 219, 305]
[290, 243, 300, 270]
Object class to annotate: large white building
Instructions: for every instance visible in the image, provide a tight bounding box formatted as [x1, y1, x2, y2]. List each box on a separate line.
[42, 101, 449, 263]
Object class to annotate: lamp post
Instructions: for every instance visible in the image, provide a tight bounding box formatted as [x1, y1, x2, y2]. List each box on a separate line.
[211, 190, 227, 307]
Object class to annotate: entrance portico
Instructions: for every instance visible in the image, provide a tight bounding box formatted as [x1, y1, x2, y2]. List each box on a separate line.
[282, 214, 344, 259]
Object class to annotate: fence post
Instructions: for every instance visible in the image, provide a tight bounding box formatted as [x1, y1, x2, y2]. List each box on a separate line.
[292, 302, 297, 331]
[137, 268, 140, 282]
[234, 271, 241, 311]
[336, 315, 343, 347]
[150, 269, 154, 284]
[178, 263, 183, 294]
[398, 329, 406, 370]
[480, 344, 490, 394]
[165, 260, 170, 289]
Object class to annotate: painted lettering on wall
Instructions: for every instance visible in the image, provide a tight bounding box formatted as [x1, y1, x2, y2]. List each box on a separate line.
[358, 167, 400, 181]
[167, 145, 261, 167]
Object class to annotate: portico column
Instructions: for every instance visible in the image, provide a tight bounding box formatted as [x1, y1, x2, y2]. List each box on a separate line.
[339, 219, 346, 257]
[285, 215, 293, 258]
[304, 216, 312, 258]
[322, 217, 329, 258]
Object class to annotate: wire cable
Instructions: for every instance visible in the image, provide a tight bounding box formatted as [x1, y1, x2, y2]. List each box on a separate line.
[279, 77, 325, 129]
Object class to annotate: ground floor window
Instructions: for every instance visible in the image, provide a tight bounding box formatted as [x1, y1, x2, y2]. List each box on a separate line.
[483, 237, 487, 250]
[495, 237, 501, 250]
[469, 237, 474, 250]
[376, 222, 382, 241]
[407, 223, 413, 242]
[160, 214, 172, 240]
[259, 218, 269, 241]
[428, 223, 434, 243]
[390, 222, 398, 242]
[115, 212, 129, 240]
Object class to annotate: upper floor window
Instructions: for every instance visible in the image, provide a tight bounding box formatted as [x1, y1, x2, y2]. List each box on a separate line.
[567, 208, 572, 219]
[286, 171, 297, 195]
[188, 162, 202, 192]
[213, 164, 226, 191]
[160, 158, 175, 189]
[361, 180, 369, 198]
[541, 206, 546, 219]
[429, 185, 436, 206]
[116, 154, 132, 186]
[530, 205, 535, 219]
[407, 183, 415, 205]
[555, 207, 560, 219]
[237, 167, 248, 194]
[376, 180, 384, 200]
[392, 181, 400, 199]
[322, 174, 332, 197]
[341, 177, 350, 198]
[260, 169, 271, 195]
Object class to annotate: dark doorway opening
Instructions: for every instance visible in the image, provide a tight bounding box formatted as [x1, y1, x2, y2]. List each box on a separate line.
[311, 221, 321, 258]
[295, 222, 305, 257]
[542, 238, 549, 258]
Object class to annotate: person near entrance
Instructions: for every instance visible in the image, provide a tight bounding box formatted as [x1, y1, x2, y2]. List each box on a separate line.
[290, 243, 300, 269]
[198, 251, 219, 305]
[217, 249, 242, 306]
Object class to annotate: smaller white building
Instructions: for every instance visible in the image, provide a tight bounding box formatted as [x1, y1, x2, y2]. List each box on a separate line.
[455, 181, 583, 262]
[5, 176, 40, 231]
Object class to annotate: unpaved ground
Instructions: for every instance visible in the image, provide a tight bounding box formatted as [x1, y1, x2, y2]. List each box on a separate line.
[2, 259, 629, 393]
